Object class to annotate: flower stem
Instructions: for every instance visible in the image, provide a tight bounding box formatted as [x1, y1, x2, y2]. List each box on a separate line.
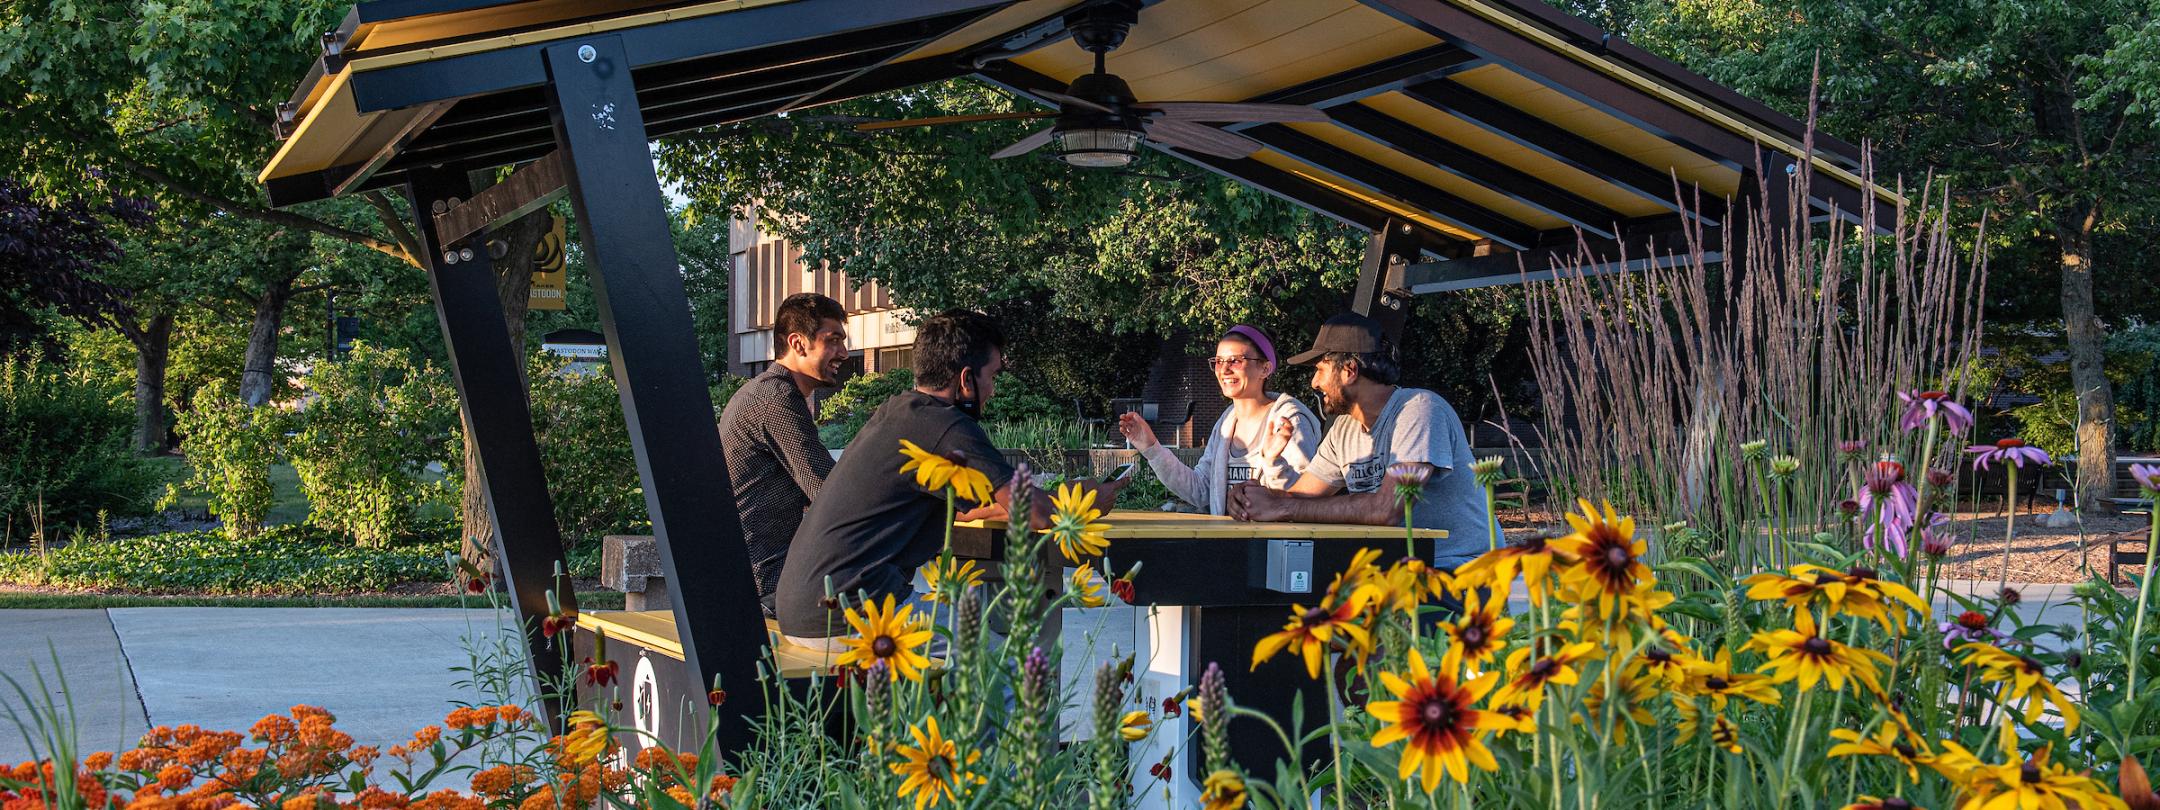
[1482, 486, 1499, 552]
[1323, 657, 1347, 810]
[1996, 465, 2017, 597]
[1905, 419, 1942, 581]
[1774, 688, 1816, 810]
[2128, 502, 2160, 696]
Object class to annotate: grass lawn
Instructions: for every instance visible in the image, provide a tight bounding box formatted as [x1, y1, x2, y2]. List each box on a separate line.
[145, 455, 312, 526]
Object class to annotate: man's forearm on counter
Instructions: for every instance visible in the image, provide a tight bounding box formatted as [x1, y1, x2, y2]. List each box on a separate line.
[1280, 489, 1400, 526]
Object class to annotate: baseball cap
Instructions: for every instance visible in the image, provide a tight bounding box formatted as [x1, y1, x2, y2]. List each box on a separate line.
[1285, 312, 1385, 365]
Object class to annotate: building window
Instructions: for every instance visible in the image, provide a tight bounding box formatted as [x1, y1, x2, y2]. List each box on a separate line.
[876, 346, 914, 374]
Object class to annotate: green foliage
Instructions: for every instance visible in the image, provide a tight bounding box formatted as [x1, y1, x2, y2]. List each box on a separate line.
[167, 380, 286, 539]
[984, 415, 1101, 450]
[816, 368, 916, 446]
[524, 354, 647, 545]
[0, 356, 157, 532]
[2112, 325, 2160, 454]
[0, 522, 456, 594]
[1999, 329, 2160, 457]
[287, 343, 458, 548]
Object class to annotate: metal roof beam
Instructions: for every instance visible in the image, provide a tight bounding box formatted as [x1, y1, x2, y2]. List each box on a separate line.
[1326, 104, 1620, 238]
[1224, 44, 1484, 122]
[1397, 79, 1725, 227]
[1401, 220, 1719, 293]
[1241, 124, 1537, 249]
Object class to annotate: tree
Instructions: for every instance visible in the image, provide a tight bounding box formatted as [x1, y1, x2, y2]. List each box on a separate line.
[0, 178, 137, 361]
[1614, 0, 2160, 513]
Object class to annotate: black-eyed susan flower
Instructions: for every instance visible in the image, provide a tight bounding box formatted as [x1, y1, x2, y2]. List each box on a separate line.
[1681, 648, 1782, 709]
[1575, 662, 1658, 743]
[1366, 649, 1513, 792]
[1638, 641, 1695, 690]
[1673, 696, 1704, 744]
[918, 557, 983, 604]
[899, 439, 994, 505]
[1828, 724, 1932, 783]
[1958, 744, 2127, 810]
[1956, 642, 2080, 732]
[1454, 531, 1571, 607]
[837, 593, 935, 683]
[1200, 770, 1248, 810]
[1041, 482, 1111, 563]
[1493, 642, 1599, 712]
[1743, 564, 1924, 635]
[1708, 715, 1744, 755]
[1252, 588, 1374, 679]
[889, 715, 986, 810]
[1071, 563, 1110, 608]
[1745, 629, 1891, 693]
[1552, 499, 1650, 617]
[1438, 587, 1514, 675]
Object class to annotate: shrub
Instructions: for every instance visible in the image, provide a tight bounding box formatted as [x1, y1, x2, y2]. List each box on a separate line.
[526, 354, 646, 544]
[0, 356, 158, 533]
[288, 344, 459, 548]
[166, 380, 285, 540]
[816, 368, 915, 446]
[0, 522, 455, 594]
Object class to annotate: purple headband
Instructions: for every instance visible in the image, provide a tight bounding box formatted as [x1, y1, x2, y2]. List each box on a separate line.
[1224, 325, 1277, 367]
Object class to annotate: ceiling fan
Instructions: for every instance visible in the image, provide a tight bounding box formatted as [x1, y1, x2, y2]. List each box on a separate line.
[855, 0, 1328, 168]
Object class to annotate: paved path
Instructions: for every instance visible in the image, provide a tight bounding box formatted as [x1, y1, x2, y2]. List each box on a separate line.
[0, 611, 147, 762]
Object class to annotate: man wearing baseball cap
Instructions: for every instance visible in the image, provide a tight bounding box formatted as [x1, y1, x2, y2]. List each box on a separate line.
[1228, 311, 1488, 572]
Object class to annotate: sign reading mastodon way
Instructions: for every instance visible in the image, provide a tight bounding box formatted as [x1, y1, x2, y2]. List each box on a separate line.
[529, 213, 567, 310]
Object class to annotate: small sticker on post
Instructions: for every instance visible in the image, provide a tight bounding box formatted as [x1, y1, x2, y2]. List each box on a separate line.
[591, 102, 617, 131]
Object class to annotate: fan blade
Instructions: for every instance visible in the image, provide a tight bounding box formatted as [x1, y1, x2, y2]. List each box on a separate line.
[991, 127, 1056, 159]
[1143, 102, 1330, 123]
[854, 111, 1055, 132]
[1146, 120, 1264, 159]
[1037, 90, 1116, 114]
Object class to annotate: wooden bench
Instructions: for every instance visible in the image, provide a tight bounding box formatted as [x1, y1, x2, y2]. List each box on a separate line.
[573, 609, 838, 680]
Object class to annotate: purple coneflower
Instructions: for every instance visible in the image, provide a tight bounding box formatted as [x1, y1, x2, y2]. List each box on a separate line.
[1837, 440, 1869, 463]
[1855, 458, 1918, 555]
[1966, 438, 2051, 471]
[1898, 390, 1974, 434]
[1940, 610, 2002, 649]
[2131, 462, 2160, 494]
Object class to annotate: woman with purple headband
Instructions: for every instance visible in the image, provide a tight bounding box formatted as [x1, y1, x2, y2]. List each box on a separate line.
[1117, 325, 1322, 515]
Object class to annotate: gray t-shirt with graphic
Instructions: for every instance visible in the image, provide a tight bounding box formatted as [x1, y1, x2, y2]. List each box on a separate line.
[1300, 387, 1490, 569]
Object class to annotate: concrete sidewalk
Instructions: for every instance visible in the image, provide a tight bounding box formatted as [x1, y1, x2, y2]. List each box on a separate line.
[0, 610, 148, 762]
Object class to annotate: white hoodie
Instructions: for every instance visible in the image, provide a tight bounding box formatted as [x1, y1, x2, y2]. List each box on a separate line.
[1138, 392, 1322, 515]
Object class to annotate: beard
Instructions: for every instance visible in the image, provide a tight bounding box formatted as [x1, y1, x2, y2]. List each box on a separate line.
[1319, 387, 1351, 416]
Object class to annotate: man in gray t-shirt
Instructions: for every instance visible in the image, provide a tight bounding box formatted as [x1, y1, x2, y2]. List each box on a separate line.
[1229, 312, 1490, 569]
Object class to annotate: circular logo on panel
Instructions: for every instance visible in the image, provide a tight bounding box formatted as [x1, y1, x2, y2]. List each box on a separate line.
[631, 653, 660, 750]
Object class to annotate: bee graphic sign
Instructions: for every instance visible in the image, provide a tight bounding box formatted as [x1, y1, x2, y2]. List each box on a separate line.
[529, 214, 568, 310]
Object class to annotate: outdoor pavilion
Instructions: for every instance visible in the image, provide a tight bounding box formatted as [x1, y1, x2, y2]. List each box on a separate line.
[256, 0, 1896, 765]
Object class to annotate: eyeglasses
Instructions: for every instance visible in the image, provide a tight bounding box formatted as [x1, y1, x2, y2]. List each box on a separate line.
[1207, 356, 1263, 371]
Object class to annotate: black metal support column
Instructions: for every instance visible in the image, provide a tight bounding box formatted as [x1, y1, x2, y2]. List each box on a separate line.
[406, 169, 575, 723]
[541, 35, 766, 750]
[1350, 217, 1424, 344]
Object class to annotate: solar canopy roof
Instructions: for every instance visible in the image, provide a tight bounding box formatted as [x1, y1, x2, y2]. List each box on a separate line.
[258, 0, 1897, 289]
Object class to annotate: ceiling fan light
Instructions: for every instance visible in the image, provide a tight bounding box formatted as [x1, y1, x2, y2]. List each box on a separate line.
[1052, 127, 1141, 168]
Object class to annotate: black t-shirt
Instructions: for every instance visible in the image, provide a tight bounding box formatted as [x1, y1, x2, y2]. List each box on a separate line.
[774, 390, 1014, 637]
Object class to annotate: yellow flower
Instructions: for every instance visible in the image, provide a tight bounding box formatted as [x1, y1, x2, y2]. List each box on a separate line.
[559, 710, 609, 767]
[889, 715, 986, 810]
[1828, 723, 1932, 783]
[1186, 698, 1205, 724]
[1708, 715, 1744, 755]
[1454, 530, 1570, 607]
[1680, 648, 1782, 710]
[1955, 642, 2080, 732]
[1744, 628, 1890, 693]
[1743, 564, 1925, 635]
[1551, 499, 1650, 617]
[1492, 642, 1599, 713]
[898, 439, 994, 505]
[1673, 696, 1704, 744]
[1368, 556, 1433, 616]
[1041, 482, 1111, 562]
[1575, 662, 1657, 744]
[1200, 769, 1248, 810]
[919, 557, 984, 604]
[1252, 588, 1374, 679]
[1957, 743, 2128, 810]
[1071, 563, 1109, 608]
[1367, 649, 1513, 792]
[1840, 797, 1925, 810]
[1118, 710, 1153, 742]
[837, 594, 936, 682]
[1438, 588, 1514, 675]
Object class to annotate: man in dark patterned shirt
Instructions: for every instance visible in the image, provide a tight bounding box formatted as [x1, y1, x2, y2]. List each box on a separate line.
[720, 293, 848, 618]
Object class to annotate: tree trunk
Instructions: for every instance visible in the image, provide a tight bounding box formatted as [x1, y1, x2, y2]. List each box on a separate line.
[131, 312, 174, 454]
[458, 208, 551, 573]
[2059, 218, 2117, 515]
[238, 276, 297, 407]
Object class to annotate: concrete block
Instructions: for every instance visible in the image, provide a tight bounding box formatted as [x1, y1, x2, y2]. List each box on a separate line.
[602, 534, 670, 610]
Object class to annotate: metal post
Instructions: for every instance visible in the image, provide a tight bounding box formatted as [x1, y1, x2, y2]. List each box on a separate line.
[542, 34, 766, 750]
[1350, 217, 1423, 344]
[406, 169, 576, 724]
